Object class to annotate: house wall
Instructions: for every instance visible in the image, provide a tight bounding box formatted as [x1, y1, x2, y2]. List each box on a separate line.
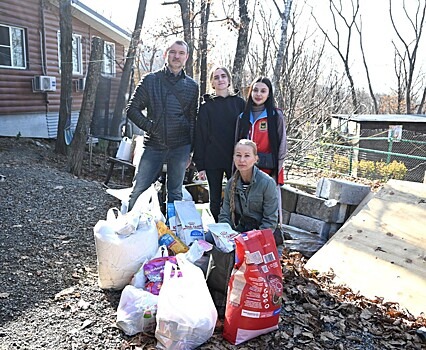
[0, 0, 126, 138]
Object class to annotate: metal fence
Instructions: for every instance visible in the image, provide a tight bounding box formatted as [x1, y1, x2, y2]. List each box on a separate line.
[287, 133, 426, 183]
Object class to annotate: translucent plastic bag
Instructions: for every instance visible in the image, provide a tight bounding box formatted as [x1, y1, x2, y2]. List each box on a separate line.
[155, 254, 217, 349]
[116, 285, 158, 336]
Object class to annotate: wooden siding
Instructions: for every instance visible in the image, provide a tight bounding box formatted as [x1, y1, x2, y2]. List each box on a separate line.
[0, 0, 126, 118]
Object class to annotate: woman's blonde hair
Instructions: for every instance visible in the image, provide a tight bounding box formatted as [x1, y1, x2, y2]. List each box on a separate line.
[229, 139, 257, 225]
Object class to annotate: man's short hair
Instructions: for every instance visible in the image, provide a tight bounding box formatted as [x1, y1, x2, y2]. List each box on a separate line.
[166, 40, 189, 53]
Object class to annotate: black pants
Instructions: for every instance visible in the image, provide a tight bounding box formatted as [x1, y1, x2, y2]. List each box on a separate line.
[206, 167, 232, 222]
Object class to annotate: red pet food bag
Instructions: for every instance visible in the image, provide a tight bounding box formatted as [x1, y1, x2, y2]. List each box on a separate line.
[223, 229, 283, 345]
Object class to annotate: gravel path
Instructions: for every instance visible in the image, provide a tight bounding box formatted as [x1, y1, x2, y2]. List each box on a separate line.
[0, 137, 424, 350]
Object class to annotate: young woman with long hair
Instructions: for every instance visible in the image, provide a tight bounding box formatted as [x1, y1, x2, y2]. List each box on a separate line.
[193, 66, 245, 222]
[235, 76, 287, 185]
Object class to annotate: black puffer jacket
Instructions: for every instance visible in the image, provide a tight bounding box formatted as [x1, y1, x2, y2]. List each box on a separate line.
[126, 66, 199, 149]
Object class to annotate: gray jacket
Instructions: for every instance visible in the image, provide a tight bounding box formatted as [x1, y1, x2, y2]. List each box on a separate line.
[219, 166, 278, 231]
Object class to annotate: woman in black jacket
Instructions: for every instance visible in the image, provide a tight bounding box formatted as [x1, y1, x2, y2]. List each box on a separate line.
[193, 66, 245, 222]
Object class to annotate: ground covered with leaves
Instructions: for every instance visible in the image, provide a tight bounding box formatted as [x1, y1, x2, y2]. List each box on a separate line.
[0, 137, 424, 350]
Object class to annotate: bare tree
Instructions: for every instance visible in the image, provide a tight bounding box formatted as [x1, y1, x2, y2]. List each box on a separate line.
[198, 0, 211, 95]
[271, 0, 293, 104]
[68, 37, 104, 176]
[355, 17, 378, 113]
[313, 0, 360, 111]
[389, 0, 426, 113]
[56, 0, 73, 155]
[232, 0, 250, 89]
[110, 0, 147, 136]
[163, 0, 195, 76]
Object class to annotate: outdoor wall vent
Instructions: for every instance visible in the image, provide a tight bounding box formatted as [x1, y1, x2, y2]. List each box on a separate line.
[32, 76, 57, 92]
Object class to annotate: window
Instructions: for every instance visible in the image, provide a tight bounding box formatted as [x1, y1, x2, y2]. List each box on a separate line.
[103, 42, 115, 76]
[0, 24, 27, 69]
[57, 31, 83, 75]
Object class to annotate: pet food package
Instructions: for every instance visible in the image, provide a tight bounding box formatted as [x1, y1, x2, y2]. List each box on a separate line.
[207, 223, 239, 253]
[174, 201, 204, 245]
[223, 229, 283, 345]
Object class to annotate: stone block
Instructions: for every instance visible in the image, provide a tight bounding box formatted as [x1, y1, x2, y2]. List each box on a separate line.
[280, 185, 302, 212]
[281, 210, 291, 225]
[296, 191, 348, 223]
[289, 213, 330, 240]
[316, 178, 371, 205]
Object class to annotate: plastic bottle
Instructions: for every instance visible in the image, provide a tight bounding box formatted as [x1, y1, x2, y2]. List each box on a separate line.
[156, 221, 189, 254]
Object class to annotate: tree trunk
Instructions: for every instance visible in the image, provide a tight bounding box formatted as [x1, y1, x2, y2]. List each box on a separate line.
[110, 0, 147, 137]
[198, 0, 210, 95]
[272, 0, 293, 105]
[68, 37, 104, 176]
[178, 0, 194, 77]
[232, 0, 250, 90]
[55, 0, 73, 155]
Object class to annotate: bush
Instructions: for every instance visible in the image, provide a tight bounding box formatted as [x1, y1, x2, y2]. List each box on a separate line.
[331, 155, 407, 181]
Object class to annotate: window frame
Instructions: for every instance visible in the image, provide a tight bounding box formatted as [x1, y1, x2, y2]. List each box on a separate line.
[0, 24, 27, 69]
[103, 41, 116, 76]
[57, 31, 83, 76]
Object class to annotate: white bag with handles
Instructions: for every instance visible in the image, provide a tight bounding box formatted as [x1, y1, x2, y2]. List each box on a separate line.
[155, 254, 217, 349]
[93, 209, 158, 290]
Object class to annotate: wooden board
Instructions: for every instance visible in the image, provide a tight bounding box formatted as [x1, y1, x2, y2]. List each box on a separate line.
[305, 180, 426, 317]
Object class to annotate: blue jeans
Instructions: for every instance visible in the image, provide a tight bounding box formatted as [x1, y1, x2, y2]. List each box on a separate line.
[128, 144, 191, 211]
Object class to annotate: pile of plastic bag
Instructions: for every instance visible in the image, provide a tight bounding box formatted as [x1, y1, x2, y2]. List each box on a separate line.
[94, 184, 284, 348]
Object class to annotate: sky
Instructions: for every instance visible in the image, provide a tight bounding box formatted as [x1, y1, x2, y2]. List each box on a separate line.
[81, 0, 425, 94]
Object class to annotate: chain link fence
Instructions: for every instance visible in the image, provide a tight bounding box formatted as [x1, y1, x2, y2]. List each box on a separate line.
[287, 129, 426, 183]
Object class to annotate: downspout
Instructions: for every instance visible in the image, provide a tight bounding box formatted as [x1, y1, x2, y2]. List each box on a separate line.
[40, 0, 47, 76]
[39, 0, 49, 114]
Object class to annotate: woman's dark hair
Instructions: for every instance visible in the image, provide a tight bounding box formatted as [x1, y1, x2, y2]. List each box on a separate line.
[238, 76, 276, 140]
[237, 76, 279, 175]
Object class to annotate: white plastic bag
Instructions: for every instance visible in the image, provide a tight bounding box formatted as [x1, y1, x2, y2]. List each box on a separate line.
[116, 285, 158, 336]
[155, 254, 217, 350]
[94, 211, 158, 290]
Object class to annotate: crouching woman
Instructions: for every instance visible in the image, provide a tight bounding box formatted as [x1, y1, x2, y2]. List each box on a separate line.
[219, 139, 278, 232]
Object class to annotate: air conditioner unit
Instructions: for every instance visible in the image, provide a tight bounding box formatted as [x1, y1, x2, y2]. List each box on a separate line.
[75, 77, 86, 92]
[33, 76, 56, 92]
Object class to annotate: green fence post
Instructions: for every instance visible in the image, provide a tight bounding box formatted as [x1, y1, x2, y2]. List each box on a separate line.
[387, 137, 393, 164]
[349, 146, 353, 175]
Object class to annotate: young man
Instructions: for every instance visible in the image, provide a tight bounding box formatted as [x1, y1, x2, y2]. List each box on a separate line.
[126, 40, 199, 211]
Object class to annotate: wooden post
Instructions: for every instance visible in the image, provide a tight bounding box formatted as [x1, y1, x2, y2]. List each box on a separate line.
[68, 36, 104, 176]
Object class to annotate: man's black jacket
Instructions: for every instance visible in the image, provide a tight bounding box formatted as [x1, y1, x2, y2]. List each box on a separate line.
[126, 66, 199, 149]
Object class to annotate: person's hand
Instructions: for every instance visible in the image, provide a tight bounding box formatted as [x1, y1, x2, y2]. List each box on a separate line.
[198, 170, 207, 181]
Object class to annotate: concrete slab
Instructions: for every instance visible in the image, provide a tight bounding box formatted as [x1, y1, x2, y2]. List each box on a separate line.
[316, 178, 371, 205]
[305, 180, 426, 317]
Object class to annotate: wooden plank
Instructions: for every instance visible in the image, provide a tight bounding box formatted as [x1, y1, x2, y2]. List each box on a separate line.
[306, 180, 426, 317]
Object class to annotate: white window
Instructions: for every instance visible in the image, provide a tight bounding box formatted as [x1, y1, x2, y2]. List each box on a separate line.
[103, 41, 115, 76]
[0, 24, 26, 69]
[57, 32, 83, 75]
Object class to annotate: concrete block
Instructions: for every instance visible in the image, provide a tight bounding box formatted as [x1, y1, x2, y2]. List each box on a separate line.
[280, 185, 304, 212]
[281, 210, 291, 225]
[289, 213, 330, 240]
[296, 191, 348, 223]
[328, 223, 343, 238]
[316, 178, 371, 205]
